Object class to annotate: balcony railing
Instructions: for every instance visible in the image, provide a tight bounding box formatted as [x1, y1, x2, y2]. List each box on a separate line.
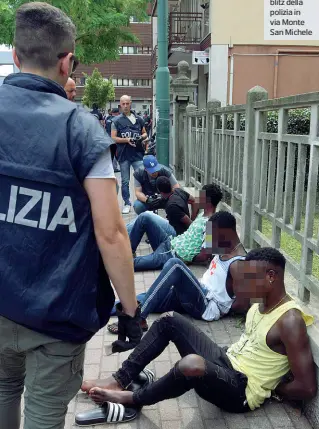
[169, 12, 202, 46]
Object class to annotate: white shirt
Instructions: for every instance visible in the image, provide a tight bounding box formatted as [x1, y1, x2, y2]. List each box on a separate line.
[200, 255, 245, 321]
[85, 148, 115, 179]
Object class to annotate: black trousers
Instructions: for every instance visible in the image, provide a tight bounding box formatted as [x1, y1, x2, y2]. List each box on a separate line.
[114, 312, 249, 413]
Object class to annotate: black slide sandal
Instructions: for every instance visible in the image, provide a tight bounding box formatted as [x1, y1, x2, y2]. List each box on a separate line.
[75, 402, 137, 426]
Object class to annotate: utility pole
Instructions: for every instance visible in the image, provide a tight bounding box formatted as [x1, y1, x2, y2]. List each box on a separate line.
[155, 0, 170, 166]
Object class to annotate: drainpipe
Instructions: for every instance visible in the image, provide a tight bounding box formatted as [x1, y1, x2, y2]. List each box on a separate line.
[156, 0, 170, 166]
[229, 54, 234, 105]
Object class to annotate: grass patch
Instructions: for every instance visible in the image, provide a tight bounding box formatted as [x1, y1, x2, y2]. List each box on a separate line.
[261, 218, 319, 279]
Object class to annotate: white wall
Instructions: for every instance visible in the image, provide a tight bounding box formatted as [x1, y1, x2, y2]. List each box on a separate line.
[152, 17, 158, 49]
[208, 45, 228, 106]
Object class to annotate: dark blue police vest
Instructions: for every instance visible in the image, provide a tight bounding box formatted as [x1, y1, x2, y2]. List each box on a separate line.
[112, 113, 144, 162]
[0, 73, 115, 343]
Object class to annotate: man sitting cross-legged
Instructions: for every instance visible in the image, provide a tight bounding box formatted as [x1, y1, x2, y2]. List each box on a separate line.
[108, 211, 248, 335]
[77, 248, 316, 426]
[127, 183, 223, 272]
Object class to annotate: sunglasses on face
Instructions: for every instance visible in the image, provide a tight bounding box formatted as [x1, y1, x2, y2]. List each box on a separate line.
[57, 52, 79, 73]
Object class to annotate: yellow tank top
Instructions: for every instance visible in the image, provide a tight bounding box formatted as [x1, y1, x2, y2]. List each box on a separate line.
[226, 299, 313, 410]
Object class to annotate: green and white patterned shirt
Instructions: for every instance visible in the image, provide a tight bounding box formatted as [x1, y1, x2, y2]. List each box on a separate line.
[170, 212, 208, 262]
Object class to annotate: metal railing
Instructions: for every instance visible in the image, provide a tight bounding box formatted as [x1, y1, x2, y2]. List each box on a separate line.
[169, 12, 202, 45]
[179, 88, 319, 304]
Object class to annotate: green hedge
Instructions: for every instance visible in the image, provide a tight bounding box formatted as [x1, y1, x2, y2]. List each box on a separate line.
[226, 108, 311, 135]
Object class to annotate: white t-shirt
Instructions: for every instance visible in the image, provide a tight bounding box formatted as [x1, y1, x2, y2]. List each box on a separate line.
[127, 113, 137, 125]
[85, 147, 115, 179]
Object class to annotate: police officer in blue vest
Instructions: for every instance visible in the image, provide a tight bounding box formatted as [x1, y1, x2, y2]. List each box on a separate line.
[0, 3, 141, 428]
[111, 95, 148, 214]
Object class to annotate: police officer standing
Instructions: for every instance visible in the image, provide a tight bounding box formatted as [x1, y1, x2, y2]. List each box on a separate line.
[0, 3, 141, 429]
[111, 95, 148, 214]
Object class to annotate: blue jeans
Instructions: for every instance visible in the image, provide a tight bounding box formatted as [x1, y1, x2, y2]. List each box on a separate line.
[133, 200, 148, 215]
[120, 159, 143, 205]
[111, 259, 207, 319]
[127, 212, 176, 271]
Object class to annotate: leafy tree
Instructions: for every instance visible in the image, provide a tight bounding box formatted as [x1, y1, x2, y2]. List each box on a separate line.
[0, 0, 150, 64]
[82, 68, 115, 109]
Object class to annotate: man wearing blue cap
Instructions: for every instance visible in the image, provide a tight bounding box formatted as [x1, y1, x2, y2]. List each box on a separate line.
[133, 155, 180, 214]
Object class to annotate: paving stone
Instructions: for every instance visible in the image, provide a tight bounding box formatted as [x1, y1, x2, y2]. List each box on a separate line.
[154, 360, 172, 378]
[181, 408, 205, 429]
[101, 354, 119, 372]
[246, 416, 274, 429]
[223, 412, 250, 428]
[162, 421, 183, 429]
[204, 419, 228, 429]
[178, 391, 199, 409]
[159, 398, 181, 420]
[198, 398, 222, 419]
[155, 349, 171, 362]
[138, 409, 161, 429]
[75, 400, 97, 414]
[283, 403, 313, 429]
[263, 402, 293, 427]
[82, 364, 100, 380]
[86, 335, 103, 349]
[84, 348, 102, 365]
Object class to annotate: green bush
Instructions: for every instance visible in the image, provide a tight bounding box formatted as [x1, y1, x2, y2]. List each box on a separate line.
[226, 108, 311, 135]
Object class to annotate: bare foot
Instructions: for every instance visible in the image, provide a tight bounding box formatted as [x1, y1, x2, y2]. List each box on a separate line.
[89, 387, 134, 405]
[81, 376, 122, 393]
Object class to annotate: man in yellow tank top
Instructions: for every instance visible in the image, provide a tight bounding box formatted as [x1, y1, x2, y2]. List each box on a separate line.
[76, 248, 317, 426]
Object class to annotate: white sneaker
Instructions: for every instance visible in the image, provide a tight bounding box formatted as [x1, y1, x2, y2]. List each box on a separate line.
[122, 205, 131, 214]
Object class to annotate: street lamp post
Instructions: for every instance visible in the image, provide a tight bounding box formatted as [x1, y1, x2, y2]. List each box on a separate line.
[155, 0, 170, 166]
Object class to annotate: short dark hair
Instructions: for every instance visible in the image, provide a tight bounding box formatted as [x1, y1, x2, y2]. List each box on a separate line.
[15, 2, 76, 70]
[92, 103, 98, 110]
[209, 211, 236, 231]
[245, 247, 286, 270]
[156, 176, 172, 193]
[202, 183, 223, 207]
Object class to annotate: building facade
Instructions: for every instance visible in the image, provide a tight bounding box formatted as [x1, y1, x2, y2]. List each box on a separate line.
[152, 0, 319, 107]
[74, 21, 153, 114]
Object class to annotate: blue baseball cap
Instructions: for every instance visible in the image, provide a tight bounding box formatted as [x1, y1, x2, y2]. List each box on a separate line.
[143, 155, 161, 174]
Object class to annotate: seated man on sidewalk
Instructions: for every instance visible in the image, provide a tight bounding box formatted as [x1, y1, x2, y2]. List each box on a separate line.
[133, 155, 180, 215]
[77, 248, 316, 426]
[108, 211, 247, 334]
[130, 183, 223, 272]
